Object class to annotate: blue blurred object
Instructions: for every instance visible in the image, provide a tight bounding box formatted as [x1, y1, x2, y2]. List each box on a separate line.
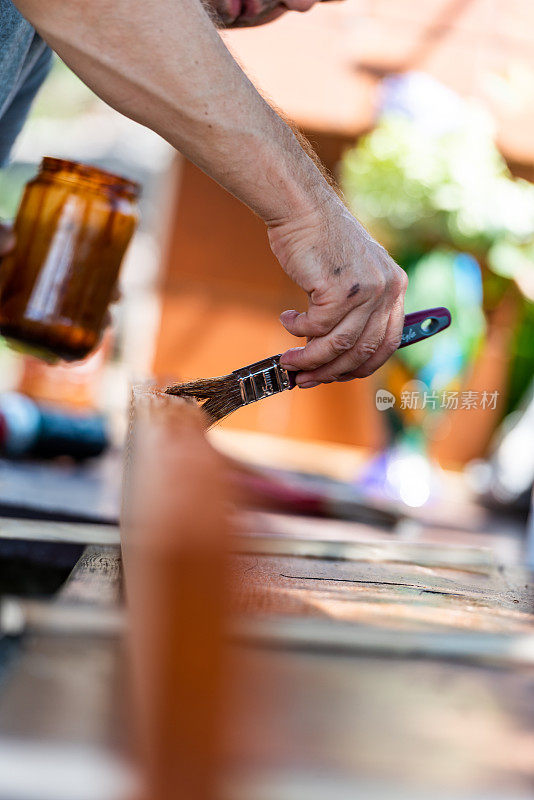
[400, 249, 485, 390]
[0, 392, 109, 460]
[358, 429, 440, 508]
[358, 249, 484, 508]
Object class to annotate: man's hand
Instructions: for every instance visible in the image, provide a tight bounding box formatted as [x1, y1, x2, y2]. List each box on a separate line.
[0, 223, 15, 257]
[269, 194, 408, 387]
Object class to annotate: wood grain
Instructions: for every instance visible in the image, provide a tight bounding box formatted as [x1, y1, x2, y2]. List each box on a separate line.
[59, 545, 122, 606]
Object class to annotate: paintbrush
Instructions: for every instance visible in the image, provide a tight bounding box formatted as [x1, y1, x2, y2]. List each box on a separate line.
[165, 307, 451, 425]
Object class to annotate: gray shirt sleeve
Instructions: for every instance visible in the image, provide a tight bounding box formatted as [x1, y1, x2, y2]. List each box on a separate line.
[0, 0, 52, 166]
[0, 35, 52, 166]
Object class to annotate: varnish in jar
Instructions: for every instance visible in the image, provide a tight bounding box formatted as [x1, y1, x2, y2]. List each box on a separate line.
[0, 157, 140, 362]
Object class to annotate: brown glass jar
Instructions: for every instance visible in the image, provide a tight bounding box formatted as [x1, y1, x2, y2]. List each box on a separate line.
[0, 158, 140, 362]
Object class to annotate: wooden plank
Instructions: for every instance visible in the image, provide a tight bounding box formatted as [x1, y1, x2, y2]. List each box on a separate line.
[0, 598, 124, 638]
[0, 455, 120, 525]
[232, 534, 498, 573]
[229, 771, 530, 800]
[59, 545, 122, 606]
[230, 553, 534, 634]
[0, 633, 125, 750]
[222, 644, 534, 798]
[237, 506, 524, 567]
[231, 617, 534, 667]
[0, 518, 119, 546]
[123, 388, 232, 800]
[0, 538, 126, 796]
[0, 739, 134, 800]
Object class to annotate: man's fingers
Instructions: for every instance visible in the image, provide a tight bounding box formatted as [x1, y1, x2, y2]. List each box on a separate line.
[0, 223, 15, 257]
[110, 284, 122, 303]
[279, 302, 374, 372]
[279, 268, 389, 342]
[280, 302, 344, 340]
[337, 298, 406, 381]
[293, 303, 393, 385]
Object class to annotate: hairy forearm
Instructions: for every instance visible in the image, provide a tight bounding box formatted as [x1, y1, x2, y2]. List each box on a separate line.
[13, 0, 331, 223]
[13, 0, 408, 385]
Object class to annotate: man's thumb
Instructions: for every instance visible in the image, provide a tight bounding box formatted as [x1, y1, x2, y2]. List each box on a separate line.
[0, 224, 15, 257]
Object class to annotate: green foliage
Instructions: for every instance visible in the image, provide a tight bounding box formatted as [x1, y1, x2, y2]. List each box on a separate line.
[506, 301, 534, 415]
[341, 114, 534, 270]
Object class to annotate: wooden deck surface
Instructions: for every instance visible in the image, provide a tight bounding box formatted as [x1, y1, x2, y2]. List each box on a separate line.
[0, 426, 531, 799]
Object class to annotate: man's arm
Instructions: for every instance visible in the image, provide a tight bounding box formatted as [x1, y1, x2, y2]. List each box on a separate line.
[13, 0, 407, 384]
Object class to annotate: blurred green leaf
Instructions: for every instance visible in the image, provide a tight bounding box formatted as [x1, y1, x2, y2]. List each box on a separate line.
[341, 114, 534, 277]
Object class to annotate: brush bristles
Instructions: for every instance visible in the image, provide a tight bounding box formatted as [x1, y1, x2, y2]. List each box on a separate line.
[165, 374, 243, 425]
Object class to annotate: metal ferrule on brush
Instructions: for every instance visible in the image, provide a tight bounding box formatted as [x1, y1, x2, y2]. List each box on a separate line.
[233, 355, 293, 406]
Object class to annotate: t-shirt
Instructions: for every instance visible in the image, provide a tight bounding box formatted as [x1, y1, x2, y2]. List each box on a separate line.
[0, 0, 52, 166]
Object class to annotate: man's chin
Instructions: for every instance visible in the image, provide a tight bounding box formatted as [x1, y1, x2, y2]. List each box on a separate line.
[227, 5, 287, 26]
[207, 0, 288, 29]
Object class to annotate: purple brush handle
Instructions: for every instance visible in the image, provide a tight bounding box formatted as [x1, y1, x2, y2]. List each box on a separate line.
[285, 307, 451, 388]
[399, 307, 451, 348]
